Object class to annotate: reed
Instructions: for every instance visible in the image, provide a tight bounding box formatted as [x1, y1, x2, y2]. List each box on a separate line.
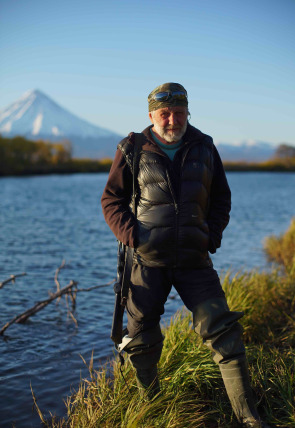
[42, 221, 295, 427]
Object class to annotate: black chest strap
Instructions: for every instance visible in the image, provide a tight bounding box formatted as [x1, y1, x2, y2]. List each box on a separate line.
[121, 132, 145, 305]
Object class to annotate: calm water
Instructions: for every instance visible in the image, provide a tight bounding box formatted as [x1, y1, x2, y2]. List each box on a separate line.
[0, 172, 294, 427]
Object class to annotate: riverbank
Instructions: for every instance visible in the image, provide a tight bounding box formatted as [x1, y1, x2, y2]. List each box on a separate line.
[2, 161, 295, 176]
[36, 220, 295, 427]
[223, 160, 295, 172]
[1, 135, 295, 176]
[2, 159, 295, 176]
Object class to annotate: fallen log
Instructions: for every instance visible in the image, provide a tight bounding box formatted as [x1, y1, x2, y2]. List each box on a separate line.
[0, 280, 77, 335]
[0, 260, 116, 336]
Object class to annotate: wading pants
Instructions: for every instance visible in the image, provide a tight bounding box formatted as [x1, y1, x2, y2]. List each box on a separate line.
[123, 263, 226, 396]
[122, 264, 261, 424]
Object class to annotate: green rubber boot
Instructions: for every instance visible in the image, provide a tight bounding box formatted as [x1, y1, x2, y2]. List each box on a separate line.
[219, 359, 270, 427]
[135, 365, 160, 400]
[120, 326, 163, 400]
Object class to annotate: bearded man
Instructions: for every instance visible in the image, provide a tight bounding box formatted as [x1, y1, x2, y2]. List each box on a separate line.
[101, 83, 270, 428]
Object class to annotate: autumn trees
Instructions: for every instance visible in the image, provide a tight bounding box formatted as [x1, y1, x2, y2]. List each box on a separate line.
[0, 135, 112, 175]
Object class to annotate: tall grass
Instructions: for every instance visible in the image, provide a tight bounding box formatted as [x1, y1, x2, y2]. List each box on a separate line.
[264, 218, 295, 273]
[41, 221, 295, 427]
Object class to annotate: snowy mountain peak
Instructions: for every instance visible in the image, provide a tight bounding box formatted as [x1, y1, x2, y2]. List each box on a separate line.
[216, 139, 273, 149]
[12, 88, 70, 108]
[215, 140, 276, 162]
[21, 88, 44, 99]
[0, 89, 120, 140]
[0, 89, 123, 158]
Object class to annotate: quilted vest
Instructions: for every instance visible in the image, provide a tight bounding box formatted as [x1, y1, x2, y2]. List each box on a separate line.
[119, 129, 214, 268]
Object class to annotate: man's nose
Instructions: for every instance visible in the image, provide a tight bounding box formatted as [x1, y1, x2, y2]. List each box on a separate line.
[169, 114, 178, 125]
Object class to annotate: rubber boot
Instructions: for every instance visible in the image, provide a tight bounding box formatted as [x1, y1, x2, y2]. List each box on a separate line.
[135, 364, 160, 400]
[219, 359, 271, 427]
[120, 327, 163, 400]
[193, 298, 270, 427]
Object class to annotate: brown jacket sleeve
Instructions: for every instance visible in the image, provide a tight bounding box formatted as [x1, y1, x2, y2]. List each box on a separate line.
[207, 145, 231, 253]
[101, 147, 137, 247]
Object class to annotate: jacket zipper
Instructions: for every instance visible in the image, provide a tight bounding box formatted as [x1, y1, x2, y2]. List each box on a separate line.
[179, 145, 191, 189]
[149, 141, 193, 266]
[141, 146, 179, 264]
[175, 144, 191, 265]
[166, 164, 178, 266]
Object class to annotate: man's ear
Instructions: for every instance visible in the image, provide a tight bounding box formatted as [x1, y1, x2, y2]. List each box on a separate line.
[148, 112, 154, 124]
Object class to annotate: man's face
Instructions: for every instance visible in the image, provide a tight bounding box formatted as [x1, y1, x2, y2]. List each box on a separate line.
[149, 106, 188, 144]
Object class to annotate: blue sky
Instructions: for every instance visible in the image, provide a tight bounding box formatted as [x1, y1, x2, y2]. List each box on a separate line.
[0, 0, 294, 145]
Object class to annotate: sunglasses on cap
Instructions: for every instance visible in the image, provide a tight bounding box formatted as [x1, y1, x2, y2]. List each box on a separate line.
[152, 90, 187, 102]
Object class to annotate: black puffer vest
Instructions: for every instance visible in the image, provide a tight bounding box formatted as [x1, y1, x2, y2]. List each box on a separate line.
[119, 125, 214, 268]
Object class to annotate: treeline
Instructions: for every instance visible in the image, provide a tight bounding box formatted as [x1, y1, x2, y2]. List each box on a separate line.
[1, 136, 295, 176]
[0, 135, 112, 176]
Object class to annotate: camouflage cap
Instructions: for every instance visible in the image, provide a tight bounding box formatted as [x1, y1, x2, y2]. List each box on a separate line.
[148, 82, 188, 112]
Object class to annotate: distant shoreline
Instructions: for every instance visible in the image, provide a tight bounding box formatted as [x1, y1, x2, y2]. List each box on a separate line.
[223, 162, 295, 172]
[1, 135, 295, 176]
[1, 163, 295, 177]
[2, 159, 295, 177]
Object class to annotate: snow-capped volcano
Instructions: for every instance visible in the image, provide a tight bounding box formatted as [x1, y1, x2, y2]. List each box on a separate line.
[0, 90, 123, 158]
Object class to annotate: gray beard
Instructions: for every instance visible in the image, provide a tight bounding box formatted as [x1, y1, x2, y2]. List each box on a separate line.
[153, 121, 187, 143]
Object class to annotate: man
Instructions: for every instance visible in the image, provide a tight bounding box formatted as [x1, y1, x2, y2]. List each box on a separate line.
[101, 83, 270, 428]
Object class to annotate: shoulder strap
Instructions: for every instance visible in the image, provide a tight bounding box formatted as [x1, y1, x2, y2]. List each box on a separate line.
[132, 133, 145, 216]
[121, 133, 144, 306]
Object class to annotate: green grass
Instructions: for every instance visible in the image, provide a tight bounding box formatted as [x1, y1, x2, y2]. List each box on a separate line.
[40, 220, 295, 427]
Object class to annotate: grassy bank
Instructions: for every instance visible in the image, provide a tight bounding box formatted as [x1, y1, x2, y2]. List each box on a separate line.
[37, 221, 295, 427]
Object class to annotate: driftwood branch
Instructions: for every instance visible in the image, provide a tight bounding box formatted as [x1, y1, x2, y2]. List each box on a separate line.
[75, 279, 115, 292]
[0, 273, 27, 290]
[54, 259, 67, 304]
[0, 259, 116, 336]
[0, 280, 78, 335]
